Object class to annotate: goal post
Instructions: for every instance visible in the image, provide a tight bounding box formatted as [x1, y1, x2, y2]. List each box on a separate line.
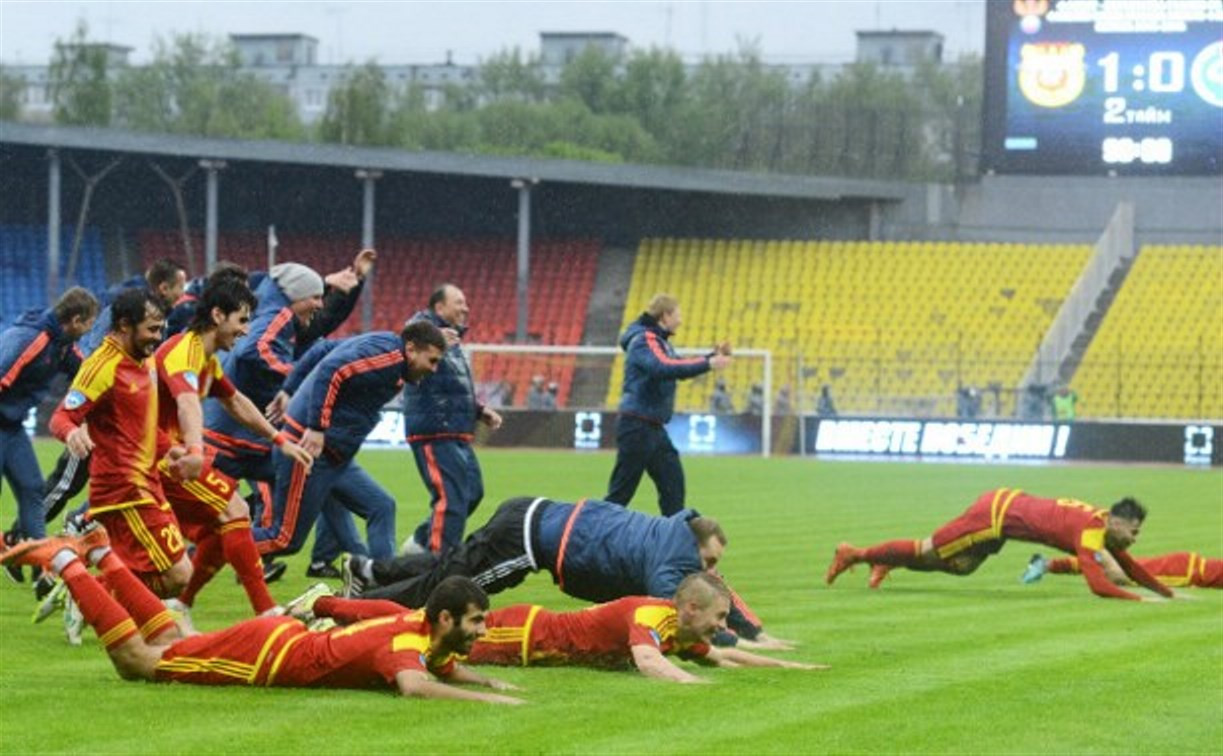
[465, 344, 773, 457]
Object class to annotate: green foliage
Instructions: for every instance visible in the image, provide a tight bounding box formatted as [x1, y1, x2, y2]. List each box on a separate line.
[1, 444, 1220, 753]
[477, 47, 546, 103]
[112, 32, 304, 140]
[48, 21, 113, 126]
[317, 62, 394, 145]
[0, 66, 24, 121]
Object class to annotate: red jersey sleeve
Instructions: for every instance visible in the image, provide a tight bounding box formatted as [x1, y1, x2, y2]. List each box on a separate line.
[1113, 550, 1175, 598]
[209, 372, 237, 400]
[1075, 527, 1143, 600]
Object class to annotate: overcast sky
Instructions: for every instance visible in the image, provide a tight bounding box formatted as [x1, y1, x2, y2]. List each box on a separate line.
[0, 0, 985, 67]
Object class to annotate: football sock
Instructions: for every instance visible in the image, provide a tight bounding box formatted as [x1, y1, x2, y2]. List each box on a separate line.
[861, 539, 925, 568]
[60, 560, 138, 650]
[98, 551, 177, 641]
[178, 533, 224, 608]
[221, 518, 277, 614]
[314, 596, 403, 623]
[1046, 557, 1076, 574]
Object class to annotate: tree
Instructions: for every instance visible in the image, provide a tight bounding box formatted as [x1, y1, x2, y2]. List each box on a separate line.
[0, 67, 25, 121]
[317, 62, 394, 145]
[557, 46, 618, 114]
[113, 33, 303, 140]
[478, 48, 546, 103]
[48, 21, 113, 126]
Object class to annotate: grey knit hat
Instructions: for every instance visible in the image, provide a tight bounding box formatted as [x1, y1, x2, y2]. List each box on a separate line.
[270, 263, 324, 303]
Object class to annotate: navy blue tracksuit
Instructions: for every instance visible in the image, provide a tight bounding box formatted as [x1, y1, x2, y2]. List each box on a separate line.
[402, 309, 484, 555]
[0, 310, 83, 539]
[256, 333, 405, 559]
[606, 314, 712, 515]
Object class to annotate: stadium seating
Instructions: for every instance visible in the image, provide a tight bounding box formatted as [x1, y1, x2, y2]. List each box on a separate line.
[138, 232, 600, 407]
[0, 224, 108, 327]
[1073, 245, 1222, 420]
[608, 238, 1092, 417]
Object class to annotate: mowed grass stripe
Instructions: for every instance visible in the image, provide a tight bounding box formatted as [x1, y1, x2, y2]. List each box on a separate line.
[1, 443, 1219, 753]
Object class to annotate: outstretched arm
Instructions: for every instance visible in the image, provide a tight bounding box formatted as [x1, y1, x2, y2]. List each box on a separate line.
[630, 644, 708, 684]
[446, 663, 522, 692]
[395, 670, 524, 704]
[704, 646, 827, 670]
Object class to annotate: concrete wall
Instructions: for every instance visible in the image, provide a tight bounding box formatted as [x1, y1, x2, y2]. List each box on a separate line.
[882, 175, 1223, 247]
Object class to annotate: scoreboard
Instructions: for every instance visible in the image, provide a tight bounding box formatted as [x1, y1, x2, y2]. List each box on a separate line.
[982, 0, 1223, 175]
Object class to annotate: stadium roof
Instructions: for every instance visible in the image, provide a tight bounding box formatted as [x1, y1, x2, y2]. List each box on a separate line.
[0, 121, 909, 202]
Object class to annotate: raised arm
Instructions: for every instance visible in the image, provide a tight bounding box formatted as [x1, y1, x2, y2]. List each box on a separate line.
[627, 332, 717, 381]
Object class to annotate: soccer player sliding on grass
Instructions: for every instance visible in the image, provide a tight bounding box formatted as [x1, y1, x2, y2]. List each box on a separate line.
[1, 529, 524, 704]
[291, 573, 824, 684]
[825, 488, 1185, 601]
[1022, 550, 1221, 589]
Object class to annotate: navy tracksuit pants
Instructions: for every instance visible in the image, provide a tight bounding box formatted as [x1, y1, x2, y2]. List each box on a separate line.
[605, 414, 686, 516]
[409, 438, 484, 555]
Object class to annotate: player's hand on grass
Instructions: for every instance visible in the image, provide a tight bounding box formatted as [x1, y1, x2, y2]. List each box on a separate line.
[490, 693, 528, 705]
[742, 633, 797, 651]
[352, 248, 376, 279]
[709, 354, 732, 371]
[300, 428, 325, 458]
[487, 678, 522, 692]
[781, 660, 830, 670]
[265, 391, 290, 424]
[1170, 589, 1197, 600]
[279, 440, 314, 472]
[480, 406, 503, 430]
[65, 426, 95, 458]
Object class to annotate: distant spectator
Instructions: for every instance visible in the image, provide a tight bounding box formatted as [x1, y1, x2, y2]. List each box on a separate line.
[774, 385, 794, 416]
[816, 384, 838, 418]
[1020, 383, 1049, 420]
[544, 381, 559, 410]
[709, 379, 735, 414]
[746, 383, 765, 415]
[526, 375, 551, 410]
[1051, 384, 1079, 421]
[956, 386, 981, 419]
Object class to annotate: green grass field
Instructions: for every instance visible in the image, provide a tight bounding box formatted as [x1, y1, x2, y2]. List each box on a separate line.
[2, 441, 1221, 754]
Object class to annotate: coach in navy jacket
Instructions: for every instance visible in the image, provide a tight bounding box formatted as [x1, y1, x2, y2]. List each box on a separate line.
[353, 496, 764, 642]
[606, 294, 731, 516]
[0, 289, 97, 543]
[401, 284, 502, 555]
[255, 322, 446, 560]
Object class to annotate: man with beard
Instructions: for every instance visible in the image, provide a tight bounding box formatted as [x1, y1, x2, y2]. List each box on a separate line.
[1, 529, 523, 703]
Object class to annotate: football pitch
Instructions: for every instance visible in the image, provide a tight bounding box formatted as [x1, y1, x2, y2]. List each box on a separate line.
[2, 441, 1220, 754]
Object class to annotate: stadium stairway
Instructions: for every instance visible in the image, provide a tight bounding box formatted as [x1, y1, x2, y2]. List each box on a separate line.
[1071, 244, 1222, 420]
[568, 246, 638, 408]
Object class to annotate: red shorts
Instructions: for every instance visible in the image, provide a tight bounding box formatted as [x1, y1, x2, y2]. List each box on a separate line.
[931, 489, 1020, 560]
[155, 615, 306, 686]
[92, 504, 187, 575]
[159, 451, 239, 527]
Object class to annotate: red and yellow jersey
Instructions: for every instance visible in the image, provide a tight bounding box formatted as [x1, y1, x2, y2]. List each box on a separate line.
[470, 597, 711, 669]
[998, 491, 1110, 555]
[156, 610, 457, 689]
[154, 331, 235, 448]
[49, 335, 161, 513]
[994, 488, 1172, 600]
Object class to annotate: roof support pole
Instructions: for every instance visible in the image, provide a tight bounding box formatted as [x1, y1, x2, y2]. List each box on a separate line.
[46, 149, 61, 303]
[356, 169, 381, 333]
[199, 159, 226, 274]
[511, 177, 538, 344]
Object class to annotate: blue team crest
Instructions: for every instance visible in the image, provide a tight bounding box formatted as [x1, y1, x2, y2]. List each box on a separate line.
[648, 629, 662, 647]
[183, 371, 199, 390]
[64, 390, 86, 410]
[1093, 551, 1105, 563]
